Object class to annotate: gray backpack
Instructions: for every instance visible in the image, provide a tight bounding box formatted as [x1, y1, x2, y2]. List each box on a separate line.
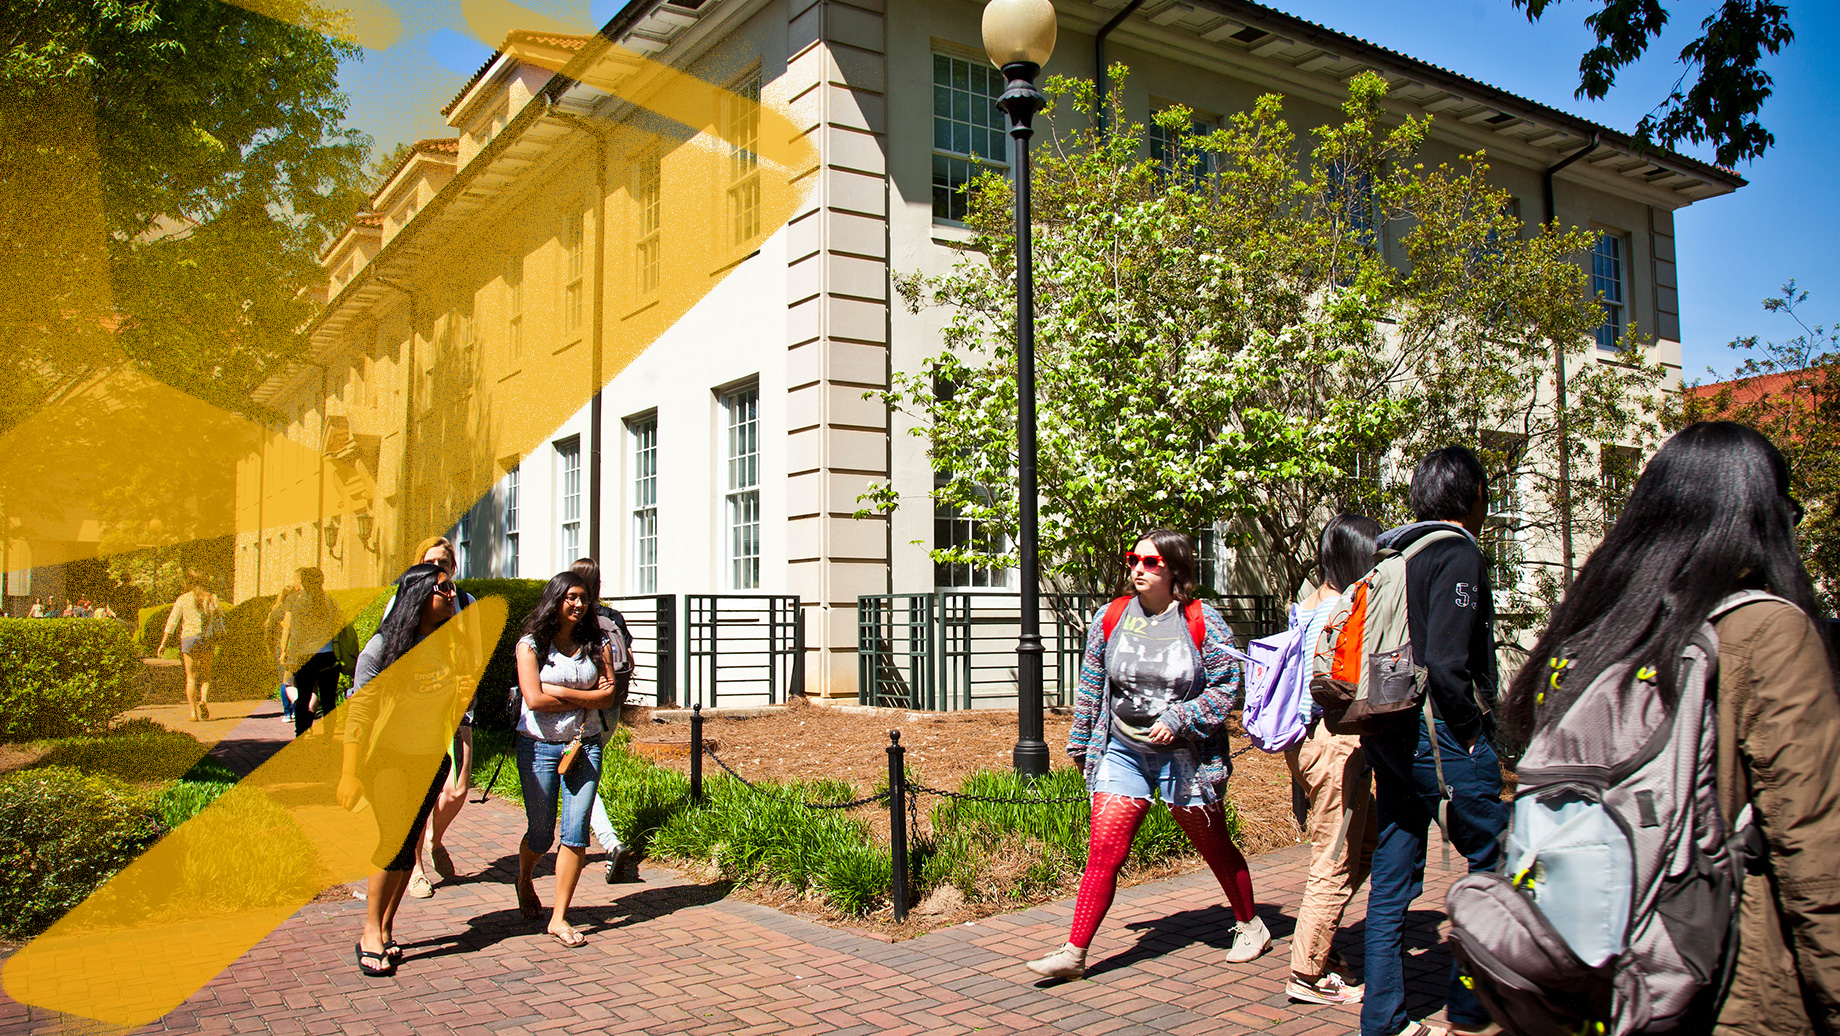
[1445, 592, 1776, 1036]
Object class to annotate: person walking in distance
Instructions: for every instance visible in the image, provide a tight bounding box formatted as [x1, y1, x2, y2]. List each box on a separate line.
[568, 557, 638, 884]
[1497, 423, 1840, 1036]
[1285, 514, 1383, 1006]
[1025, 529, 1265, 980]
[156, 570, 224, 722]
[1360, 448, 1507, 1036]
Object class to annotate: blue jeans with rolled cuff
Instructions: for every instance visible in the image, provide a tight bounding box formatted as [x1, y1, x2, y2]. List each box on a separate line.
[516, 735, 602, 855]
[1359, 715, 1507, 1036]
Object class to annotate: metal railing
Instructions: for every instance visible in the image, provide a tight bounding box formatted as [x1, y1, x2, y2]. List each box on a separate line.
[684, 594, 803, 707]
[858, 590, 1283, 711]
[603, 594, 677, 706]
[602, 593, 803, 707]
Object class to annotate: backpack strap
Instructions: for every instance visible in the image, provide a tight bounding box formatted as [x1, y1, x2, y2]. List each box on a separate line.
[1183, 599, 1206, 651]
[1100, 596, 1132, 643]
[1707, 589, 1797, 623]
[1394, 527, 1468, 563]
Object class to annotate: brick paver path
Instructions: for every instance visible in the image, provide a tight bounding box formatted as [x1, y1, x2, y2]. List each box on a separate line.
[1, 707, 1467, 1036]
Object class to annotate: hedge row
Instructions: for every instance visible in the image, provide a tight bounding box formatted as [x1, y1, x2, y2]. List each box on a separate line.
[0, 620, 143, 742]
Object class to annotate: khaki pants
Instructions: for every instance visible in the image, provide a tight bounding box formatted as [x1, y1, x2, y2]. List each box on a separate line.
[1285, 720, 1379, 978]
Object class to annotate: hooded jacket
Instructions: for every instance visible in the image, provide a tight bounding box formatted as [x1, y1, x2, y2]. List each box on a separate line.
[1375, 521, 1495, 744]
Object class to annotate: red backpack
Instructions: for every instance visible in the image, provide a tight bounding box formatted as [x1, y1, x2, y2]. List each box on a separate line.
[1099, 596, 1207, 650]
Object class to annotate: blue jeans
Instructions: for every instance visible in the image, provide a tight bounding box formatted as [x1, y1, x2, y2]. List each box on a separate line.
[517, 736, 602, 855]
[1360, 715, 1507, 1036]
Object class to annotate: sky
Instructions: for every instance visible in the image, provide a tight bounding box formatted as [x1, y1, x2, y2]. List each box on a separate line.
[336, 0, 1837, 382]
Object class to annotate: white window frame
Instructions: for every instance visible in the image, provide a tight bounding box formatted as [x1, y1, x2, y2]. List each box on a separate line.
[633, 146, 661, 295]
[504, 467, 520, 578]
[629, 414, 659, 593]
[725, 73, 761, 247]
[562, 210, 585, 333]
[931, 51, 1010, 223]
[1593, 229, 1629, 350]
[556, 437, 582, 569]
[720, 383, 761, 590]
[1147, 106, 1216, 186]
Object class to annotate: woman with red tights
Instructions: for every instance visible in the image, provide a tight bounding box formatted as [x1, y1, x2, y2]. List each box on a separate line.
[1027, 529, 1266, 980]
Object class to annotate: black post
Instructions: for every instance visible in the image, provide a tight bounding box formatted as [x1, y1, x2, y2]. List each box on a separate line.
[999, 61, 1050, 778]
[791, 601, 806, 698]
[690, 703, 704, 802]
[887, 729, 909, 922]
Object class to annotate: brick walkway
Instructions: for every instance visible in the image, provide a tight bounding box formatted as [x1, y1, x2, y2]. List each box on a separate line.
[0, 706, 1467, 1036]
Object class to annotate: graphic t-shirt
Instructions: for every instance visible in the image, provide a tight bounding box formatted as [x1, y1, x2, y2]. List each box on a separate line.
[1105, 599, 1197, 743]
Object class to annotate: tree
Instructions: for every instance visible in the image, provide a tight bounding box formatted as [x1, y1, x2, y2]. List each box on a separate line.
[1682, 282, 1839, 609]
[0, 0, 372, 430]
[1511, 0, 1795, 166]
[867, 71, 1668, 629]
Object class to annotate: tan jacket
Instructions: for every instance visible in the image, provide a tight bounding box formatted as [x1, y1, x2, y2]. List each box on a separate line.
[1713, 600, 1840, 1036]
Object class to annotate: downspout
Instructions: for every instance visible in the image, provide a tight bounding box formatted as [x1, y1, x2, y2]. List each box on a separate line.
[553, 111, 613, 568]
[1540, 132, 1598, 591]
[377, 276, 416, 568]
[1095, 0, 1148, 138]
[315, 364, 328, 570]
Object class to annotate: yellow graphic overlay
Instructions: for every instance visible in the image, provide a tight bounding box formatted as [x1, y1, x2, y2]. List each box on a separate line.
[3, 0, 820, 1024]
[3, 597, 506, 1026]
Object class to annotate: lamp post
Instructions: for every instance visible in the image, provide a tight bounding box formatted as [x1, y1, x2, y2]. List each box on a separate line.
[983, 0, 1056, 777]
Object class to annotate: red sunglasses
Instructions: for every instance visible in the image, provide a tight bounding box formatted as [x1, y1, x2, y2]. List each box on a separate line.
[1124, 552, 1164, 571]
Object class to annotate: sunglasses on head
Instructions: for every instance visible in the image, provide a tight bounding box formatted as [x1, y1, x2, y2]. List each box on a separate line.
[1124, 552, 1164, 571]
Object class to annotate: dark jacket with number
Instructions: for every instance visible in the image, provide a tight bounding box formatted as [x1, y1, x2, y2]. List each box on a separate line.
[1712, 599, 1840, 1036]
[1374, 521, 1496, 744]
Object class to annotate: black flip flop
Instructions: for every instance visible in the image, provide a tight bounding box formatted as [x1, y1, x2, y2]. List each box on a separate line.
[355, 943, 394, 977]
[383, 940, 404, 962]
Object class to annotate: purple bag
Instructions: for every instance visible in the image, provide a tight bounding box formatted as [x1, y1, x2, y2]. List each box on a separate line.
[1234, 606, 1309, 753]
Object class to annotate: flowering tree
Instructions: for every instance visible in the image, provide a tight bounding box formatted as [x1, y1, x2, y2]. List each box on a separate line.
[865, 71, 1667, 620]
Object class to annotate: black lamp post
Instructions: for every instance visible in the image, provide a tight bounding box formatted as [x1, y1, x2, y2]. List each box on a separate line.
[983, 0, 1057, 778]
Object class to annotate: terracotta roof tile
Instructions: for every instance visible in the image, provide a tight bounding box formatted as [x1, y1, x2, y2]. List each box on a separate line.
[440, 31, 594, 117]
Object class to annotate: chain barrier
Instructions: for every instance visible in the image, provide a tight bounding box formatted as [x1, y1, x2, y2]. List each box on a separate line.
[904, 779, 1090, 805]
[702, 746, 890, 811]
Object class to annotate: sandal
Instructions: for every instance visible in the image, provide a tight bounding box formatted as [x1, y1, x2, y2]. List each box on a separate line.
[547, 926, 586, 948]
[355, 943, 394, 978]
[383, 940, 403, 962]
[516, 881, 540, 921]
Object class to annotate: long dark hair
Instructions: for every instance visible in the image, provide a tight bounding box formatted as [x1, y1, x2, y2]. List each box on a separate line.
[521, 571, 605, 664]
[1319, 514, 1381, 592]
[375, 563, 447, 670]
[1502, 422, 1829, 741]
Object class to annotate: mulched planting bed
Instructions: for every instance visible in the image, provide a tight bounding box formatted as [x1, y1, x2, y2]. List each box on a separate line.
[629, 698, 1301, 842]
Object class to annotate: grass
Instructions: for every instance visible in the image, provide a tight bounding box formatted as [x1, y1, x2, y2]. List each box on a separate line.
[576, 729, 1209, 921]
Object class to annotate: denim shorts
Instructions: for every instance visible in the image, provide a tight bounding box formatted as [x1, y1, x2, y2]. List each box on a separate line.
[1092, 729, 1212, 807]
[517, 735, 603, 854]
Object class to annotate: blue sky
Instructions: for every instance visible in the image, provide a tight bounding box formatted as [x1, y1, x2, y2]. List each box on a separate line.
[337, 0, 1835, 381]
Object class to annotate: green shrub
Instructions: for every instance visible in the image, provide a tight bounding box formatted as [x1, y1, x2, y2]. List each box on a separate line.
[471, 725, 524, 803]
[27, 719, 211, 785]
[139, 605, 174, 656]
[156, 779, 236, 829]
[0, 619, 144, 742]
[0, 766, 163, 938]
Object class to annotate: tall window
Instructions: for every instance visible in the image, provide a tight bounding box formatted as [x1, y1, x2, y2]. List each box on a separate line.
[562, 211, 584, 332]
[1148, 110, 1213, 186]
[1601, 444, 1641, 528]
[556, 437, 581, 566]
[931, 52, 1008, 222]
[1593, 231, 1627, 349]
[634, 147, 661, 294]
[934, 489, 1008, 588]
[722, 384, 760, 589]
[630, 415, 659, 593]
[1481, 432, 1526, 592]
[505, 255, 523, 360]
[504, 468, 520, 578]
[455, 512, 473, 578]
[1327, 161, 1378, 248]
[726, 74, 761, 247]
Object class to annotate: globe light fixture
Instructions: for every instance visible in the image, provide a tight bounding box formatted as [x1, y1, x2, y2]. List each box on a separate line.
[984, 0, 1056, 778]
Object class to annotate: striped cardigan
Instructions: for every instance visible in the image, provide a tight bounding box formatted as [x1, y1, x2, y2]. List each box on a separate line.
[1065, 598, 1243, 795]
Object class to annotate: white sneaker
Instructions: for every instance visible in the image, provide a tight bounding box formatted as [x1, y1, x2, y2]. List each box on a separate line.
[1024, 942, 1087, 979]
[1286, 970, 1364, 1004]
[1224, 915, 1271, 963]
